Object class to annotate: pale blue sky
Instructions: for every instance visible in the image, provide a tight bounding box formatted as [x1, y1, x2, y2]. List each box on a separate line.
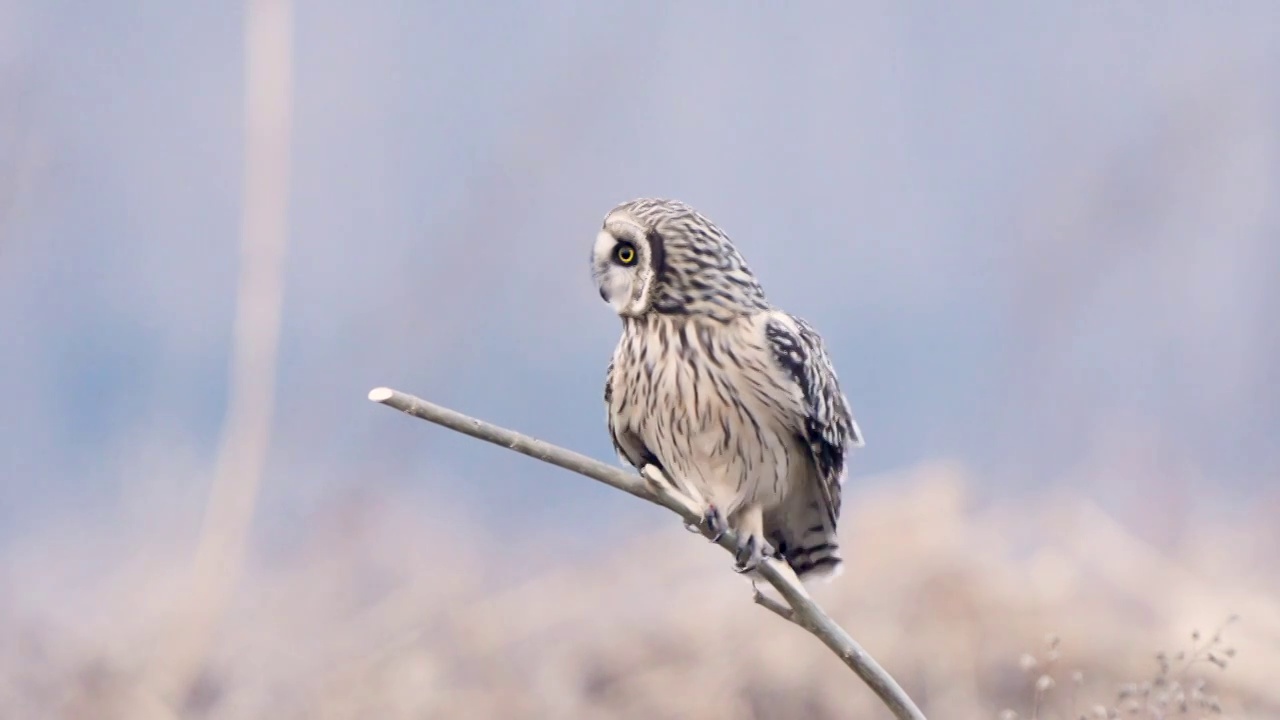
[1, 2, 1277, 551]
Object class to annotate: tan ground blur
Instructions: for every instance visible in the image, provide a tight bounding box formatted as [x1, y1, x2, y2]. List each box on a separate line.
[2, 460, 1276, 720]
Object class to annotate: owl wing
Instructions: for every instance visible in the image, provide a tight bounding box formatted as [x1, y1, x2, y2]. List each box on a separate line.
[604, 357, 665, 474]
[764, 313, 863, 528]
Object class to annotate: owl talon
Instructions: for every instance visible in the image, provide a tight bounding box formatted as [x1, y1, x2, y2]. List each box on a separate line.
[702, 505, 727, 543]
[731, 533, 778, 574]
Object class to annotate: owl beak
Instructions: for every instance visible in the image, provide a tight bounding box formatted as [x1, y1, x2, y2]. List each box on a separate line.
[598, 284, 611, 303]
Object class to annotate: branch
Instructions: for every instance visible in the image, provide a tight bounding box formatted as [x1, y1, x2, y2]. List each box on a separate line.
[367, 386, 926, 720]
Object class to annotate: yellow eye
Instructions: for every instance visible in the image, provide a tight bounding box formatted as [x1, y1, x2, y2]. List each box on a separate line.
[614, 242, 637, 265]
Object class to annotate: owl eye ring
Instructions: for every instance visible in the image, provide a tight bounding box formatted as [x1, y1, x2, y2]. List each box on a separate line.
[613, 242, 637, 265]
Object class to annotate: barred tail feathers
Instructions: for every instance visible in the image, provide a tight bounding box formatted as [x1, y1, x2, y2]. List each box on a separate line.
[767, 500, 843, 582]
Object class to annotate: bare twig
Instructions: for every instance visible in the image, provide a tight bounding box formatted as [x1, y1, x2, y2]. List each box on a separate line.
[367, 386, 927, 720]
[753, 588, 797, 623]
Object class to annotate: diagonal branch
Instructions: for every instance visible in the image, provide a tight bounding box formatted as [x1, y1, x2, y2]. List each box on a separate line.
[367, 386, 926, 720]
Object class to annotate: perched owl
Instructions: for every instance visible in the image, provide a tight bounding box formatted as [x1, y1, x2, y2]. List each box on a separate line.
[592, 198, 863, 581]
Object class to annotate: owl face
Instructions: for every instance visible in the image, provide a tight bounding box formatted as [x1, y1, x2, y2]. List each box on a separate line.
[591, 208, 658, 317]
[591, 198, 771, 320]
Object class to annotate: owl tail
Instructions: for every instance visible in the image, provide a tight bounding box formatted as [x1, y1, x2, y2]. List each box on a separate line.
[769, 503, 844, 582]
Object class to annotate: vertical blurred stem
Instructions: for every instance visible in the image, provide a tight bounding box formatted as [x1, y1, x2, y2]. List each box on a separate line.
[147, 0, 292, 706]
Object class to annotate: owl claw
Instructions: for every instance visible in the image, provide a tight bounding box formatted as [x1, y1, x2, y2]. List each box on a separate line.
[731, 533, 779, 574]
[701, 505, 727, 543]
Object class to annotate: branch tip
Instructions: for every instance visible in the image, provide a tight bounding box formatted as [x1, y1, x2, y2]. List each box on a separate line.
[367, 387, 394, 402]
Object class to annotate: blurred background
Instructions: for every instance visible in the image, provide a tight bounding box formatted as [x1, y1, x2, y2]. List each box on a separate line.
[1, 2, 1278, 718]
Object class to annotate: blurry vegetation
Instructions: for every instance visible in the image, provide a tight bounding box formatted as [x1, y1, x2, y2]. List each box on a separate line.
[2, 464, 1275, 719]
[1002, 617, 1238, 720]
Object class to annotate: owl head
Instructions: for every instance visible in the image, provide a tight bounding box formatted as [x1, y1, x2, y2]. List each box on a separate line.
[591, 198, 769, 320]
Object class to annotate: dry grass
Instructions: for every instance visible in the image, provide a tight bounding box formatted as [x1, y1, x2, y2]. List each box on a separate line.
[2, 461, 1276, 720]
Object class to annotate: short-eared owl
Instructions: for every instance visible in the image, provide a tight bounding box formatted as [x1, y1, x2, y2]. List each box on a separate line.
[592, 198, 863, 580]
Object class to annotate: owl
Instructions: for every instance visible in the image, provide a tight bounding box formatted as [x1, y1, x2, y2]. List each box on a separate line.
[592, 198, 863, 580]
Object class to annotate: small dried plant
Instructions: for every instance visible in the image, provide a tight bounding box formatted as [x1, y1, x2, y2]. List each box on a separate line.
[999, 614, 1238, 720]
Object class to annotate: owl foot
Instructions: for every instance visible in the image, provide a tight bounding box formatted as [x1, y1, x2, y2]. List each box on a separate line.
[641, 463, 679, 496]
[731, 533, 780, 574]
[640, 465, 710, 535]
[701, 505, 727, 543]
